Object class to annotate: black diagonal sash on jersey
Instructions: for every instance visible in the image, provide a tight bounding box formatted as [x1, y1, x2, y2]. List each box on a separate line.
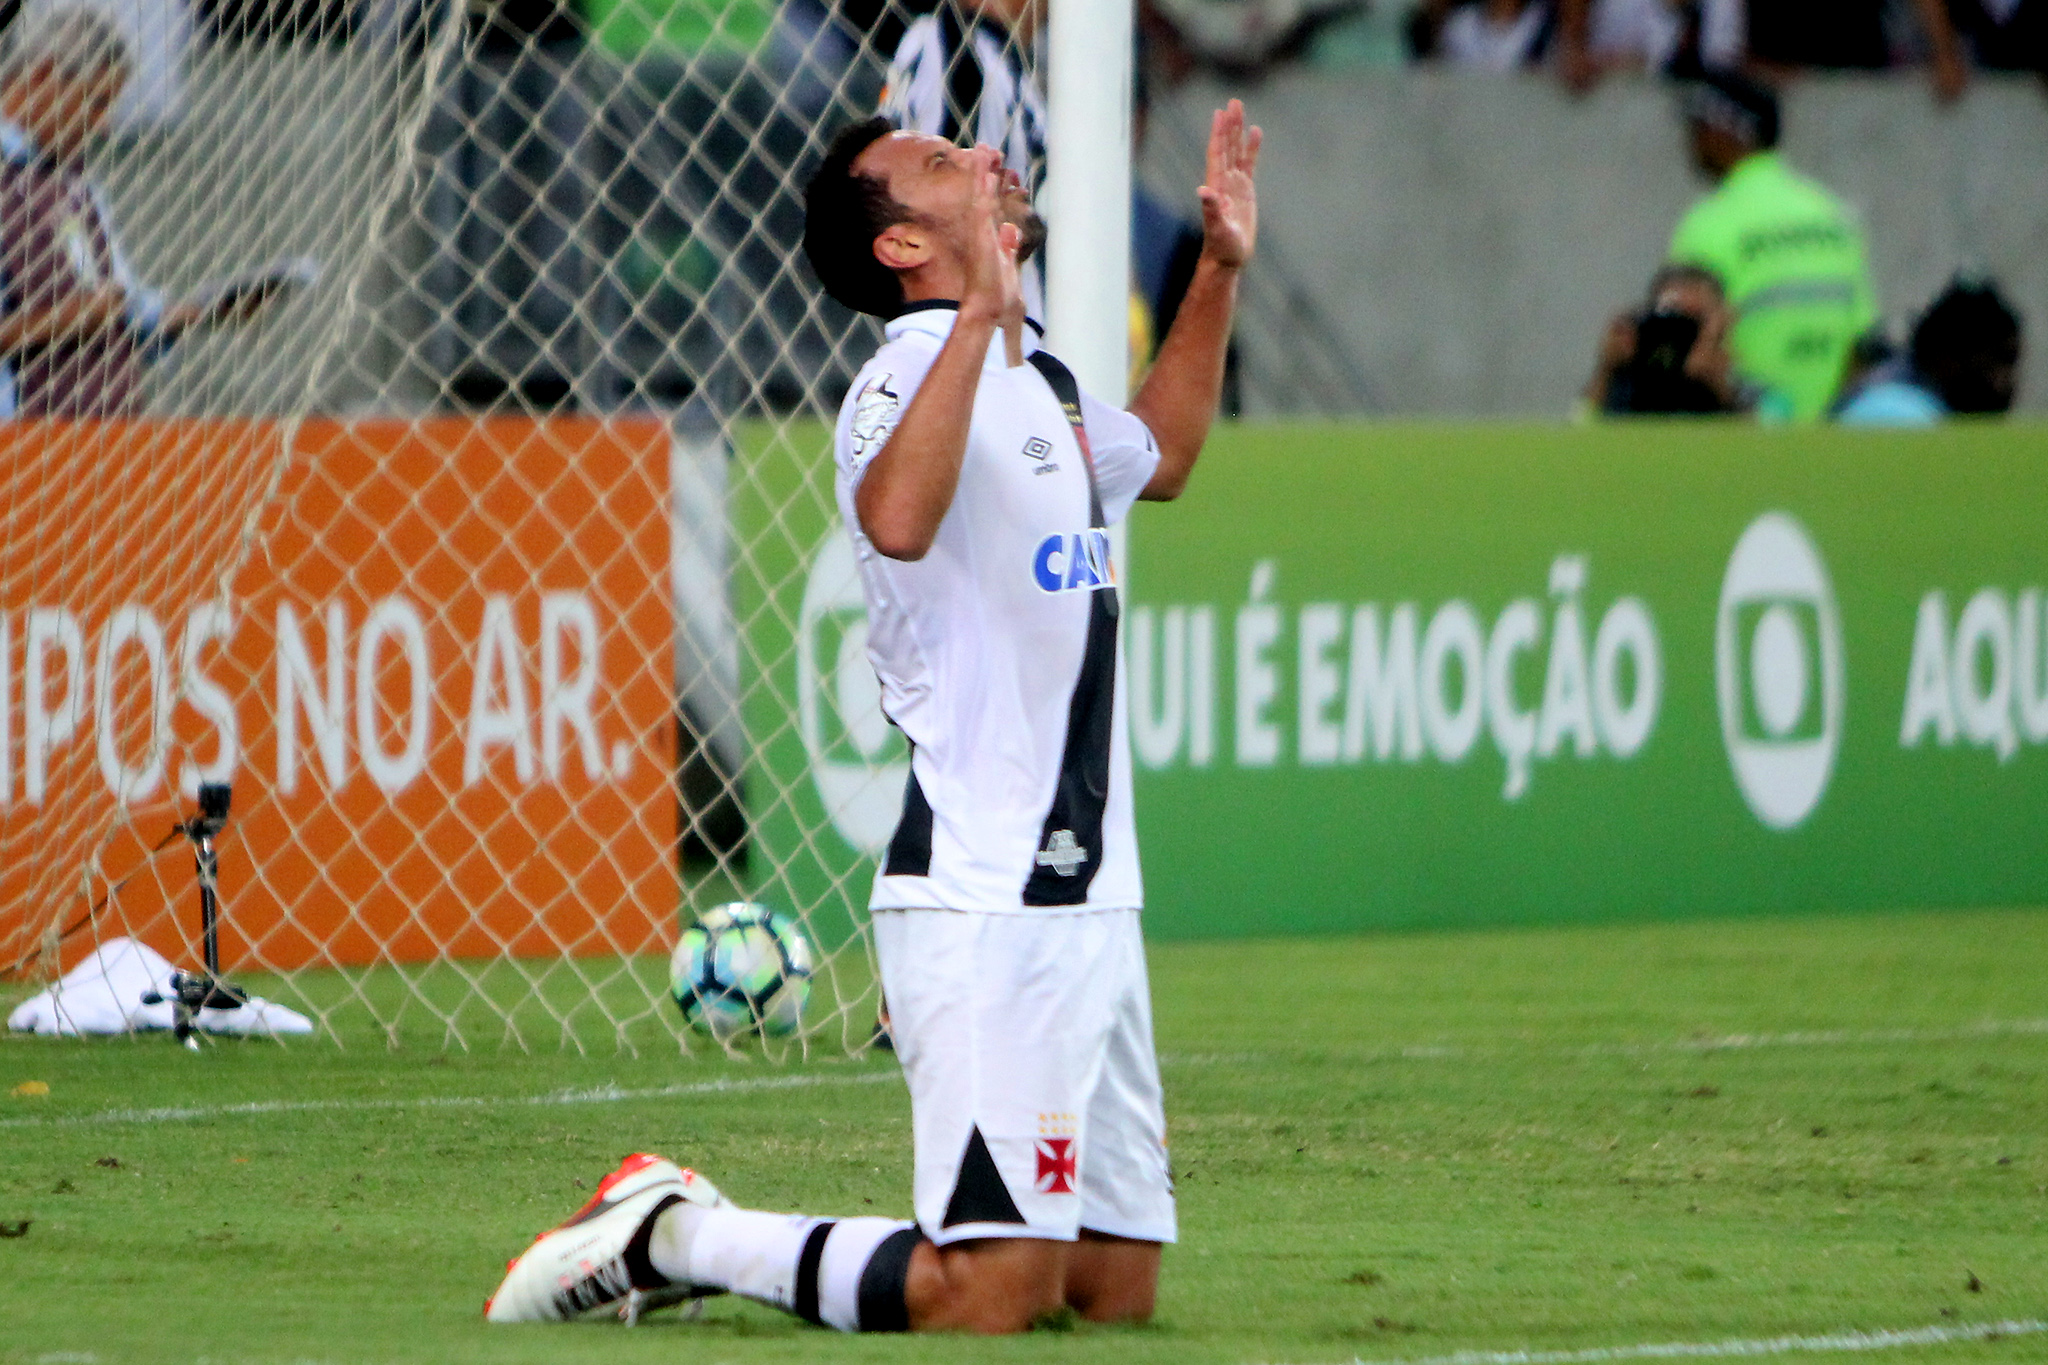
[885, 746, 934, 878]
[1022, 350, 1119, 906]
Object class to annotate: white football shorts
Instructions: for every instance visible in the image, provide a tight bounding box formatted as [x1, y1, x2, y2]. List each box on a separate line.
[872, 906, 1176, 1247]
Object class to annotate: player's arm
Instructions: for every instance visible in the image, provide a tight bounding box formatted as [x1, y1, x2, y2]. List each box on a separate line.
[1129, 100, 1260, 503]
[854, 164, 1023, 562]
[0, 289, 132, 354]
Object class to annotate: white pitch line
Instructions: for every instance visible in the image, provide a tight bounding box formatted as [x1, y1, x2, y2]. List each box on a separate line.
[1171, 1019, 2048, 1070]
[8, 1018, 2044, 1130]
[1606, 1018, 2048, 1057]
[1297, 1316, 2048, 1365]
[0, 1067, 901, 1129]
[1233, 1019, 2048, 1066]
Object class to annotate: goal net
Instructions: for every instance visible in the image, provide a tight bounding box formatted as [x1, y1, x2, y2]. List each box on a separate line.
[0, 0, 1064, 1051]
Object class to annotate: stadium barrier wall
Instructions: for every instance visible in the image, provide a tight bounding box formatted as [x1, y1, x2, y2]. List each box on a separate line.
[0, 418, 675, 976]
[748, 420, 2048, 940]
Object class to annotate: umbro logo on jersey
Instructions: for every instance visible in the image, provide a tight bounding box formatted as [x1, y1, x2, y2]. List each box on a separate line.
[1034, 829, 1087, 876]
[1032, 530, 1114, 594]
[1022, 436, 1059, 474]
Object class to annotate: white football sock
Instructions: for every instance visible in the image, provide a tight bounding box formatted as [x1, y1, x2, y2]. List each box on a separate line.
[813, 1217, 921, 1332]
[650, 1204, 920, 1331]
[644, 1197, 721, 1287]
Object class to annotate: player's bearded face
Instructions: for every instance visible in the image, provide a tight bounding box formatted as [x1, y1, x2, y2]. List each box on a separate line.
[865, 133, 1044, 270]
[937, 171, 1044, 267]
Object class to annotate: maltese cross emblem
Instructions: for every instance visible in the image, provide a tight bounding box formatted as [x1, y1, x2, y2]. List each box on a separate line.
[1035, 1138, 1077, 1194]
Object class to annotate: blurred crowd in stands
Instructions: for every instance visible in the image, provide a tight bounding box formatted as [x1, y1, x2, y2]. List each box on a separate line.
[0, 0, 2024, 422]
[1582, 68, 2023, 423]
[64, 0, 2020, 99]
[1134, 0, 2041, 97]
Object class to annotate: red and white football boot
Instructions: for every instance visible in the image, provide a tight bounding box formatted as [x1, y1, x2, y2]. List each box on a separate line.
[485, 1153, 728, 1324]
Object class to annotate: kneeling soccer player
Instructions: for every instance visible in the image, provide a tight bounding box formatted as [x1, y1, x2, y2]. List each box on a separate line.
[486, 99, 1261, 1336]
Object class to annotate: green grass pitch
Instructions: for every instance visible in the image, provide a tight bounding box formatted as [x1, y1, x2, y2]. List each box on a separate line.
[3, 906, 2045, 1365]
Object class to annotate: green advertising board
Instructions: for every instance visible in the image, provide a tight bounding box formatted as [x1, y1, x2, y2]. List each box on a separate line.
[730, 422, 866, 949]
[737, 421, 2048, 943]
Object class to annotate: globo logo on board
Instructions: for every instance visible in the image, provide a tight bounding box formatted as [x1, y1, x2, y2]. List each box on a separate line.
[1714, 512, 1845, 831]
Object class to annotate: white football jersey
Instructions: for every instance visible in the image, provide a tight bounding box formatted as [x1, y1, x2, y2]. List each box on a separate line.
[833, 303, 1161, 914]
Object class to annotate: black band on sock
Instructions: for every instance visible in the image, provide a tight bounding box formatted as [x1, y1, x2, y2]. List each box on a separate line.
[854, 1227, 924, 1333]
[621, 1192, 683, 1290]
[793, 1219, 837, 1326]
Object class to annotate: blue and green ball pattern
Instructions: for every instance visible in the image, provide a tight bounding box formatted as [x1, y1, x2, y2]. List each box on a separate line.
[668, 902, 813, 1038]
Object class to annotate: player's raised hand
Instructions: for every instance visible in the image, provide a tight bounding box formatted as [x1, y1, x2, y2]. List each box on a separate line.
[959, 146, 1025, 362]
[1198, 99, 1262, 271]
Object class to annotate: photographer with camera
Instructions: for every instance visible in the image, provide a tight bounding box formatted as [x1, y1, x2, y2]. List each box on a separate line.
[1582, 263, 1760, 417]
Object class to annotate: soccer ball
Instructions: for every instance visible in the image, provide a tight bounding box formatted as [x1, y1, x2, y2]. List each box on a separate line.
[669, 902, 813, 1039]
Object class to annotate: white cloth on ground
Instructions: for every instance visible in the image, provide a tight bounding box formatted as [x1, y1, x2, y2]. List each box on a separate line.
[6, 937, 314, 1037]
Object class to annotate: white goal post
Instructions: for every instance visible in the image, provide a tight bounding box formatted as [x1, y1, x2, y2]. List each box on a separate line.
[1045, 0, 1133, 407]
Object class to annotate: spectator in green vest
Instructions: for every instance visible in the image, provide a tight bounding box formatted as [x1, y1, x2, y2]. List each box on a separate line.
[1667, 73, 1877, 423]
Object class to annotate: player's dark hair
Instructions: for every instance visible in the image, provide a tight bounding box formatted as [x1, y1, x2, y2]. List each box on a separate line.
[804, 117, 913, 319]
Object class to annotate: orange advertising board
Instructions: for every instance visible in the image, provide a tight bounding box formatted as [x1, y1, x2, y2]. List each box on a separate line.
[0, 417, 676, 976]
